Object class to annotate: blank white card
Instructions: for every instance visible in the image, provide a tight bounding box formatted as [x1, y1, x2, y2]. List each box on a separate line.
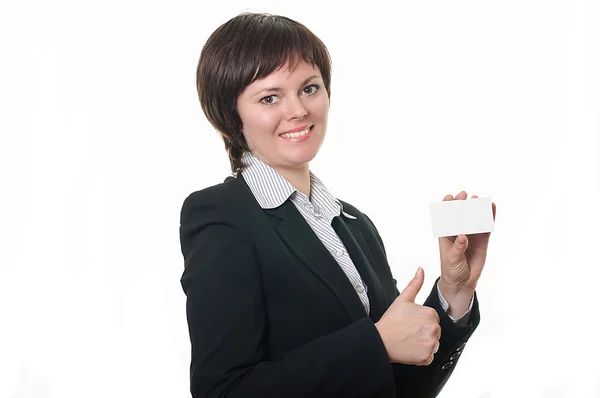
[429, 197, 495, 238]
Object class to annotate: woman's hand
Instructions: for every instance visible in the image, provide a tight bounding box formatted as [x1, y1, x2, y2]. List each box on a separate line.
[437, 192, 496, 317]
[375, 267, 441, 365]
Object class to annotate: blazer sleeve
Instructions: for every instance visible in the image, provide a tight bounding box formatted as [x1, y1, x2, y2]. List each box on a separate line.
[180, 190, 397, 398]
[364, 214, 480, 398]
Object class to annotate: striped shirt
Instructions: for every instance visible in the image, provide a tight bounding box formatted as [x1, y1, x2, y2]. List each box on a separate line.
[240, 151, 371, 314]
[240, 151, 472, 323]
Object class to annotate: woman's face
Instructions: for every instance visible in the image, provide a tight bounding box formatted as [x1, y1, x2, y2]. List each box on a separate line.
[236, 60, 329, 173]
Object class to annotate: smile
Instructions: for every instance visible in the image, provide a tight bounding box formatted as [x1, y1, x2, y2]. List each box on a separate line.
[279, 127, 312, 139]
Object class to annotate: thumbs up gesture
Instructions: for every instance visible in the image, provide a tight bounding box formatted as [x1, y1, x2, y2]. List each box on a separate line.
[374, 267, 441, 366]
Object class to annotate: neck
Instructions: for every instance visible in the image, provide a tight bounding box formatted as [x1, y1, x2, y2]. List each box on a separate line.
[275, 165, 311, 198]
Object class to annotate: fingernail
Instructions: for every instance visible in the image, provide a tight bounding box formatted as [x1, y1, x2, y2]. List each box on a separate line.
[415, 267, 422, 278]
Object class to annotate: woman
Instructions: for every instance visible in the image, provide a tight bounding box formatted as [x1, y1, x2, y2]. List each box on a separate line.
[180, 12, 495, 398]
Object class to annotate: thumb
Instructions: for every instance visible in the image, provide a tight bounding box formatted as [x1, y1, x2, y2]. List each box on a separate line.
[399, 267, 424, 302]
[452, 234, 469, 258]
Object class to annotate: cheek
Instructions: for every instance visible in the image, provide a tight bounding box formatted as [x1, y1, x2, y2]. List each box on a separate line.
[239, 107, 279, 140]
[313, 96, 330, 121]
[259, 112, 280, 130]
[245, 109, 279, 132]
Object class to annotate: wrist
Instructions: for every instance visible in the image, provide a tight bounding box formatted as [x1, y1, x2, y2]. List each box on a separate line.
[438, 277, 476, 297]
[438, 279, 475, 319]
[373, 322, 392, 362]
[437, 279, 475, 319]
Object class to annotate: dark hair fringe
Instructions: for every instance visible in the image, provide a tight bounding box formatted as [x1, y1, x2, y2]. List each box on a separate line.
[196, 12, 332, 174]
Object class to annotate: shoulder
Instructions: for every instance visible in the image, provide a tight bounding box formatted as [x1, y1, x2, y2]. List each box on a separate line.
[179, 176, 257, 259]
[180, 176, 252, 224]
[338, 199, 376, 229]
[337, 199, 385, 250]
[338, 199, 362, 219]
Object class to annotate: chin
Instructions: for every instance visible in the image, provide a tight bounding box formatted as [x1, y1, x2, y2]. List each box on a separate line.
[290, 148, 319, 166]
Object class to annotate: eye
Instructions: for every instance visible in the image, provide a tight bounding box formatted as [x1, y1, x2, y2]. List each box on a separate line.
[260, 95, 279, 105]
[302, 84, 320, 95]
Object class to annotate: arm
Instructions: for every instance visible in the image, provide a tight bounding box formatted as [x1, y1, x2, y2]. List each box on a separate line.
[392, 280, 479, 398]
[437, 282, 473, 326]
[180, 191, 395, 398]
[364, 214, 479, 398]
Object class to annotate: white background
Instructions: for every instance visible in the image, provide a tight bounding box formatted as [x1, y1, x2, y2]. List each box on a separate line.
[1, 0, 598, 397]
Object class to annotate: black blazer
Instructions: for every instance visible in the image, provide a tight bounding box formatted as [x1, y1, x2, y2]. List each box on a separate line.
[180, 174, 480, 398]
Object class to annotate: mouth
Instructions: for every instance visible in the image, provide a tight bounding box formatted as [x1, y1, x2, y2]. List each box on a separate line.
[279, 126, 313, 139]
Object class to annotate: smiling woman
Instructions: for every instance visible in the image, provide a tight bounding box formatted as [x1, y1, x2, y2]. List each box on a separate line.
[180, 11, 494, 398]
[235, 61, 329, 196]
[196, 13, 331, 176]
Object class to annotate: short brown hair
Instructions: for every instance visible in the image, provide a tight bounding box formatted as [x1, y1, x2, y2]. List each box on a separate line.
[196, 13, 332, 174]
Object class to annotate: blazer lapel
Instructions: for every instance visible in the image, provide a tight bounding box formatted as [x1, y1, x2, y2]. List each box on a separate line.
[332, 216, 388, 322]
[233, 174, 368, 322]
[263, 201, 368, 322]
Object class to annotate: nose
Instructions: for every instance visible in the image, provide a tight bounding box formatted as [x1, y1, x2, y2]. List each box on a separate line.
[285, 97, 307, 120]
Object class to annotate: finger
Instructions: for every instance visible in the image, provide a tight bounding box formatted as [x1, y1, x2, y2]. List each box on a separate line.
[399, 267, 424, 303]
[471, 194, 478, 199]
[443, 194, 454, 201]
[431, 322, 442, 340]
[452, 234, 469, 256]
[428, 306, 441, 325]
[455, 191, 468, 200]
[434, 340, 440, 354]
[424, 354, 435, 366]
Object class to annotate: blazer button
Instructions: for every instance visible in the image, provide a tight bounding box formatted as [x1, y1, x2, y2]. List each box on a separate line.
[450, 352, 461, 361]
[441, 361, 454, 370]
[456, 342, 467, 352]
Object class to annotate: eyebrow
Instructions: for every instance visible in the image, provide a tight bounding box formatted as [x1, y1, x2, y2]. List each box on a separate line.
[251, 75, 321, 98]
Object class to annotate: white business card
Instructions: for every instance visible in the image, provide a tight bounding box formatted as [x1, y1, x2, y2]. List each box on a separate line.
[429, 197, 495, 237]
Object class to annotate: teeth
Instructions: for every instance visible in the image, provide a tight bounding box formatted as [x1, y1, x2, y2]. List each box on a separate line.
[280, 127, 310, 139]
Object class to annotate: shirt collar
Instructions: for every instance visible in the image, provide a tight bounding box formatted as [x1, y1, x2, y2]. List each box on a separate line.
[240, 151, 295, 209]
[239, 152, 354, 219]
